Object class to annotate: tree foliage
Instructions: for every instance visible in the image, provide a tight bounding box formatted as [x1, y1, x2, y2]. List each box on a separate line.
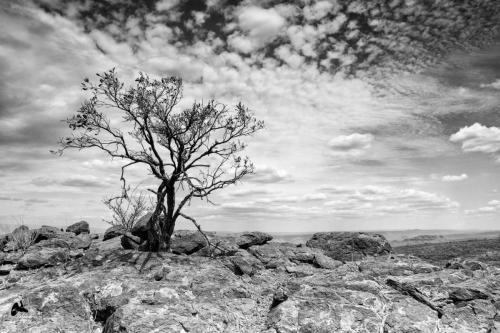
[56, 69, 264, 251]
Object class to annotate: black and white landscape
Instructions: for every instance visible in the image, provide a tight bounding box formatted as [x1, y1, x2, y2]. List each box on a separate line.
[2, 1, 500, 332]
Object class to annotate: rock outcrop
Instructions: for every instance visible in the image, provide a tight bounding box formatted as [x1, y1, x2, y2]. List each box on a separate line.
[236, 231, 273, 249]
[34, 225, 63, 243]
[103, 225, 124, 241]
[170, 230, 211, 255]
[2, 228, 500, 332]
[306, 232, 392, 261]
[66, 220, 90, 235]
[131, 213, 154, 240]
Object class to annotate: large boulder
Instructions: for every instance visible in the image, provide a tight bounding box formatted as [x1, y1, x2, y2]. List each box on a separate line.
[103, 225, 125, 241]
[34, 225, 63, 243]
[36, 232, 92, 250]
[247, 242, 342, 270]
[66, 221, 89, 235]
[131, 213, 152, 240]
[306, 232, 392, 261]
[16, 247, 68, 269]
[236, 231, 273, 249]
[170, 230, 210, 255]
[121, 233, 142, 250]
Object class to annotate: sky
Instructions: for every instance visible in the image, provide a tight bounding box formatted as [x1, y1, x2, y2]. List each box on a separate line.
[2, 0, 500, 233]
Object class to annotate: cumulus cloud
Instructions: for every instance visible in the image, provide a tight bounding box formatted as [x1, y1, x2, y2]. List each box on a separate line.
[450, 123, 500, 161]
[465, 200, 500, 215]
[328, 133, 374, 156]
[441, 174, 468, 182]
[237, 6, 285, 42]
[323, 185, 459, 216]
[244, 165, 292, 184]
[480, 79, 500, 90]
[2, 0, 500, 230]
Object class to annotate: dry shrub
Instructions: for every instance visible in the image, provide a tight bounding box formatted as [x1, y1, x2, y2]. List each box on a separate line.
[10, 227, 38, 252]
[104, 190, 150, 231]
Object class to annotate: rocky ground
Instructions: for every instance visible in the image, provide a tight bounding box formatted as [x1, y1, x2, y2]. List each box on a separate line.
[1, 223, 500, 332]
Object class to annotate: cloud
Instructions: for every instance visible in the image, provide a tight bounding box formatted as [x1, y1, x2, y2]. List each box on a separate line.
[322, 185, 459, 216]
[465, 200, 500, 215]
[156, 0, 180, 12]
[244, 165, 292, 184]
[0, 196, 23, 202]
[450, 123, 500, 161]
[441, 174, 468, 182]
[480, 79, 500, 89]
[237, 6, 285, 42]
[32, 176, 111, 188]
[328, 133, 374, 156]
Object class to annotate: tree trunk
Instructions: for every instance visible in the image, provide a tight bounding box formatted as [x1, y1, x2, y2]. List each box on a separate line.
[160, 183, 176, 251]
[143, 181, 168, 252]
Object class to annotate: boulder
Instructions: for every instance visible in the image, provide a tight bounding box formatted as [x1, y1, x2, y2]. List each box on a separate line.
[16, 247, 68, 269]
[66, 221, 89, 235]
[103, 225, 124, 241]
[0, 283, 97, 332]
[448, 287, 489, 303]
[225, 250, 264, 276]
[247, 242, 342, 270]
[36, 232, 92, 250]
[446, 259, 485, 271]
[0, 264, 14, 275]
[0, 252, 23, 265]
[171, 230, 209, 255]
[306, 232, 392, 261]
[34, 225, 63, 243]
[236, 231, 273, 249]
[131, 213, 152, 240]
[121, 233, 142, 250]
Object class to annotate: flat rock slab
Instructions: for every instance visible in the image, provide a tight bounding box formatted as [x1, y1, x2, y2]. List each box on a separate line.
[306, 232, 392, 261]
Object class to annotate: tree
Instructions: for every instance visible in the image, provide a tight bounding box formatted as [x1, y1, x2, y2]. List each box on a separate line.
[56, 69, 264, 251]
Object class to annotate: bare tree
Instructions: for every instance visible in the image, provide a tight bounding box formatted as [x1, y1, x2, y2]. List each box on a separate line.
[55, 69, 264, 251]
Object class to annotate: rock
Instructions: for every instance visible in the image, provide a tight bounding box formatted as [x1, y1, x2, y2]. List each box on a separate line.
[313, 252, 343, 269]
[171, 230, 209, 255]
[16, 247, 68, 269]
[449, 287, 489, 303]
[226, 250, 264, 276]
[66, 221, 90, 235]
[446, 259, 486, 271]
[90, 233, 99, 240]
[0, 284, 97, 332]
[103, 225, 124, 241]
[0, 252, 23, 265]
[247, 242, 341, 270]
[236, 231, 273, 249]
[306, 232, 392, 261]
[93, 237, 122, 252]
[36, 232, 91, 250]
[121, 233, 141, 250]
[33, 225, 63, 243]
[131, 213, 153, 240]
[0, 264, 14, 275]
